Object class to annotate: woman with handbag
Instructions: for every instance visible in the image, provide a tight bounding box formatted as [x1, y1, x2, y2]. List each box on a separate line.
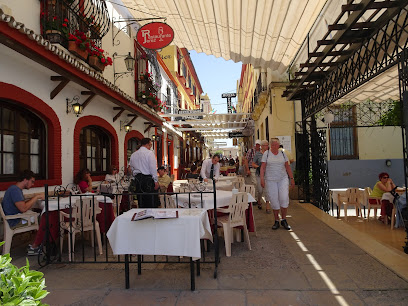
[260, 138, 295, 230]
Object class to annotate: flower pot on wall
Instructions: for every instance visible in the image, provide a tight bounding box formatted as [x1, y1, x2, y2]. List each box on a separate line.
[45, 30, 65, 46]
[147, 99, 154, 107]
[88, 55, 105, 72]
[68, 40, 88, 61]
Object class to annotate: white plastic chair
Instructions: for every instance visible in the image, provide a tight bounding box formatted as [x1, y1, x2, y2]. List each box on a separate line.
[227, 173, 236, 177]
[0, 204, 39, 255]
[244, 184, 257, 236]
[338, 188, 361, 221]
[59, 198, 102, 261]
[217, 192, 251, 257]
[164, 195, 177, 208]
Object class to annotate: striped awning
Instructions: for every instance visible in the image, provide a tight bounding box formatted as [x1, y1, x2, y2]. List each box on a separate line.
[118, 0, 328, 72]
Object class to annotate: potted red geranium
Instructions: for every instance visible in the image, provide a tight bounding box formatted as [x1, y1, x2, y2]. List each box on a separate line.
[68, 30, 90, 60]
[88, 43, 112, 72]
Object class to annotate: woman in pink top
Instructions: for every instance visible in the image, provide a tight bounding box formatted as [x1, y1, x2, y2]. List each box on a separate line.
[74, 168, 93, 193]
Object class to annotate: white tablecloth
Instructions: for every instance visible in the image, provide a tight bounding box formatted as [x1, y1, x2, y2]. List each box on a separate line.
[107, 208, 212, 259]
[38, 194, 113, 212]
[172, 190, 256, 209]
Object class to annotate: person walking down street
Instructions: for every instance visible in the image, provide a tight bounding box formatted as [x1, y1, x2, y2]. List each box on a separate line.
[200, 154, 221, 182]
[253, 140, 271, 212]
[260, 138, 295, 230]
[129, 138, 159, 208]
[244, 140, 261, 200]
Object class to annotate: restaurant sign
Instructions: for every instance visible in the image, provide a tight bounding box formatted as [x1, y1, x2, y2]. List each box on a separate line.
[136, 22, 174, 50]
[228, 132, 245, 138]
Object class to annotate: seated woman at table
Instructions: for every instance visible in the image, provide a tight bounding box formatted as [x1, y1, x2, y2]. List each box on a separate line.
[74, 168, 93, 193]
[370, 172, 396, 223]
[186, 164, 200, 179]
[105, 165, 120, 183]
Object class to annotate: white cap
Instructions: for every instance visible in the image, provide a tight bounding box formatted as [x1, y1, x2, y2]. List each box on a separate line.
[255, 140, 261, 145]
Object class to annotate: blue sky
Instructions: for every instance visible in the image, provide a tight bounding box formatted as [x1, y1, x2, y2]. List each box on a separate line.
[189, 51, 242, 113]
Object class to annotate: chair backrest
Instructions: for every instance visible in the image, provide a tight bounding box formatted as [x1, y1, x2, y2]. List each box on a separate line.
[346, 188, 360, 204]
[227, 173, 236, 177]
[233, 181, 245, 192]
[187, 178, 200, 185]
[234, 177, 245, 184]
[164, 195, 177, 208]
[0, 204, 11, 231]
[244, 184, 256, 199]
[69, 198, 95, 228]
[175, 186, 190, 193]
[228, 192, 248, 227]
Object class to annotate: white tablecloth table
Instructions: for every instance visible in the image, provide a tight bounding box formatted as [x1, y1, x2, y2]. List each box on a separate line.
[172, 190, 256, 209]
[37, 194, 113, 212]
[107, 208, 212, 258]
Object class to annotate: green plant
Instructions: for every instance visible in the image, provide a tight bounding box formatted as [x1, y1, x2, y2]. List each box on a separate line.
[377, 99, 402, 126]
[89, 43, 113, 66]
[41, 12, 69, 37]
[0, 242, 49, 305]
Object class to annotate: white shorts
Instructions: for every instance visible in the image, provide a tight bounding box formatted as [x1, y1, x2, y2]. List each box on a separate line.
[265, 177, 289, 210]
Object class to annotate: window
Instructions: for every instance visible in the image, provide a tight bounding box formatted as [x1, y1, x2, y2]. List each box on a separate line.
[127, 137, 141, 162]
[329, 106, 359, 159]
[188, 76, 192, 89]
[79, 126, 111, 175]
[193, 85, 196, 97]
[0, 101, 46, 181]
[166, 86, 171, 114]
[182, 63, 187, 79]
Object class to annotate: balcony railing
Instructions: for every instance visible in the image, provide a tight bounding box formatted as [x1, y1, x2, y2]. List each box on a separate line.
[40, 0, 110, 48]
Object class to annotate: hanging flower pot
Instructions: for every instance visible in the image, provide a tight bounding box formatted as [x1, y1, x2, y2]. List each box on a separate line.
[68, 40, 88, 61]
[147, 99, 154, 107]
[88, 55, 105, 72]
[45, 30, 65, 45]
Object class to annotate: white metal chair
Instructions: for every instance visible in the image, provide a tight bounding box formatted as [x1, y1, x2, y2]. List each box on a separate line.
[59, 198, 102, 261]
[338, 188, 361, 221]
[0, 204, 39, 255]
[217, 192, 251, 257]
[244, 184, 257, 236]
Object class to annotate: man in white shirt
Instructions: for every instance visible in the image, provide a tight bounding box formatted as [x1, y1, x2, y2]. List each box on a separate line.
[129, 138, 159, 208]
[200, 154, 221, 182]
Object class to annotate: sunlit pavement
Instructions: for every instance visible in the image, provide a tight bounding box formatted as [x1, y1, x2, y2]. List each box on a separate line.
[8, 201, 408, 305]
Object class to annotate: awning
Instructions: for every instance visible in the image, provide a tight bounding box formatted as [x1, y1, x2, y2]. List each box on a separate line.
[118, 0, 328, 72]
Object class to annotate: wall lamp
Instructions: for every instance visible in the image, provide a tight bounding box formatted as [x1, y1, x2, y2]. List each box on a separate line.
[113, 52, 136, 85]
[120, 120, 132, 132]
[120, 114, 138, 133]
[152, 135, 161, 141]
[66, 95, 82, 117]
[385, 159, 392, 167]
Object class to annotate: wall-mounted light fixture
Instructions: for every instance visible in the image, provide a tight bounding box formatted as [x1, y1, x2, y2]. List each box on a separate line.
[113, 52, 136, 85]
[385, 159, 392, 167]
[66, 95, 82, 117]
[120, 120, 132, 132]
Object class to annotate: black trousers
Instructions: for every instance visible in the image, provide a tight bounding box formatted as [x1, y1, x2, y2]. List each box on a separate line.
[130, 173, 159, 208]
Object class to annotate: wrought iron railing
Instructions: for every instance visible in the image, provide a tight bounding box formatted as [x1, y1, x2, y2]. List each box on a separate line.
[40, 0, 110, 48]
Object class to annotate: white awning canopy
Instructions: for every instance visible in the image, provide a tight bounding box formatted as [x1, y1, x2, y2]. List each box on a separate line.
[119, 0, 328, 72]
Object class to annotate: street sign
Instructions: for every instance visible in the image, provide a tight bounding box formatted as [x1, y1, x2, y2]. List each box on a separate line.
[228, 132, 245, 138]
[222, 93, 237, 113]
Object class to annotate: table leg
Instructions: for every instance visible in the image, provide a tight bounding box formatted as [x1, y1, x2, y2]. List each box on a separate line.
[125, 254, 129, 289]
[190, 257, 195, 291]
[196, 259, 200, 276]
[138, 255, 142, 275]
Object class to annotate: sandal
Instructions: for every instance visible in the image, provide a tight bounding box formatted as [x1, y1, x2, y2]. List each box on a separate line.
[258, 203, 262, 210]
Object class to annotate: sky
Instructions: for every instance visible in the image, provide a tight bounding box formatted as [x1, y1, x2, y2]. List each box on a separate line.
[189, 51, 242, 114]
[189, 51, 242, 148]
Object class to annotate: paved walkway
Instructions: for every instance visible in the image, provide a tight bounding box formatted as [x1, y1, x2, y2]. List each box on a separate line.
[10, 201, 408, 305]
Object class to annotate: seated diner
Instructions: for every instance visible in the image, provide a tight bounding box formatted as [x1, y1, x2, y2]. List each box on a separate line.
[370, 172, 396, 223]
[74, 168, 93, 193]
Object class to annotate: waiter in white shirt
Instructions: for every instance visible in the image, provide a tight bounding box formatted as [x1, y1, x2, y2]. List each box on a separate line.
[200, 154, 221, 182]
[129, 137, 159, 208]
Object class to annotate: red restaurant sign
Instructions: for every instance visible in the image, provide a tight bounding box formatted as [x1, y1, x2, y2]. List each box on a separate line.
[136, 22, 174, 50]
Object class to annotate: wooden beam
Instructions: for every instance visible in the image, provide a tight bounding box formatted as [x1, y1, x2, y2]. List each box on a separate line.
[113, 107, 124, 122]
[144, 123, 153, 133]
[50, 76, 69, 100]
[127, 114, 138, 126]
[300, 62, 339, 69]
[80, 92, 96, 112]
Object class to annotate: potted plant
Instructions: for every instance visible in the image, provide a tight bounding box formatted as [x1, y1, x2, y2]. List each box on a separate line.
[0, 242, 49, 305]
[41, 12, 69, 45]
[139, 70, 152, 82]
[68, 30, 90, 60]
[88, 44, 112, 72]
